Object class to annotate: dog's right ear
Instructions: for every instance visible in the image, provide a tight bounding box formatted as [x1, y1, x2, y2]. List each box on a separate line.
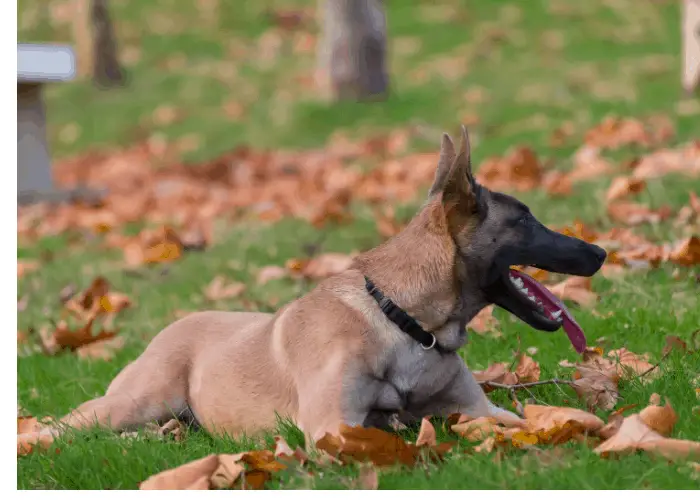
[428, 133, 457, 197]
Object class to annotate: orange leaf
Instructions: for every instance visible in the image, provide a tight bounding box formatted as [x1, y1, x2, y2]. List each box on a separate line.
[548, 277, 598, 308]
[514, 354, 541, 383]
[415, 417, 437, 447]
[605, 176, 646, 202]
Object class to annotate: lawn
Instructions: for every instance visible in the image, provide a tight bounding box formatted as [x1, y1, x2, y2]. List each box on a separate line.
[17, 0, 700, 490]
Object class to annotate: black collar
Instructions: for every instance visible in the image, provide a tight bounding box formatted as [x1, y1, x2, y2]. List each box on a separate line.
[364, 276, 442, 352]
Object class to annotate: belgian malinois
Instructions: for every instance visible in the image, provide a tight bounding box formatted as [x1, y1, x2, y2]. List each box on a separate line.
[18, 126, 606, 450]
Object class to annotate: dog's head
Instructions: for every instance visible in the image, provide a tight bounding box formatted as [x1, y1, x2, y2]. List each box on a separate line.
[426, 126, 606, 351]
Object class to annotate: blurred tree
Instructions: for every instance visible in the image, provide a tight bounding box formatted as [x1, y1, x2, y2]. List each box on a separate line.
[682, 0, 700, 95]
[91, 0, 125, 88]
[317, 0, 388, 101]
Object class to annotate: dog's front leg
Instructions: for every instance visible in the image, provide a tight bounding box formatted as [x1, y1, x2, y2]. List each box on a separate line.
[420, 361, 523, 424]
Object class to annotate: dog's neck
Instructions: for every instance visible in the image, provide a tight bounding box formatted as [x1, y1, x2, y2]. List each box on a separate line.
[353, 204, 485, 351]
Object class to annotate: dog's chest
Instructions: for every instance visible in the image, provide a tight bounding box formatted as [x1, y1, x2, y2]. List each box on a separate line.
[382, 346, 459, 410]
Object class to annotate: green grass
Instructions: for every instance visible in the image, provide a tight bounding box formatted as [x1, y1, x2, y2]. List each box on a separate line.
[17, 0, 700, 490]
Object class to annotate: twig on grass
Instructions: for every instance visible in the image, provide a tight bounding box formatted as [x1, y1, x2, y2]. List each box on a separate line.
[479, 379, 575, 391]
[508, 387, 525, 417]
[635, 350, 670, 380]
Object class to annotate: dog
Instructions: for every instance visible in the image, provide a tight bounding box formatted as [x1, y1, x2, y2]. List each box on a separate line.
[19, 126, 606, 451]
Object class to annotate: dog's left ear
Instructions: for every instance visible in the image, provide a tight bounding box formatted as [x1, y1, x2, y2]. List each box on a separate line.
[428, 133, 457, 197]
[441, 125, 480, 216]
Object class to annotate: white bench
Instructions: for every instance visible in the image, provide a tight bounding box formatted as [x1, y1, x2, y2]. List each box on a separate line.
[17, 43, 104, 205]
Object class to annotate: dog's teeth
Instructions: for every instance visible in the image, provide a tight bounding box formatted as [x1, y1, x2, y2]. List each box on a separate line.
[551, 310, 562, 320]
[510, 277, 524, 289]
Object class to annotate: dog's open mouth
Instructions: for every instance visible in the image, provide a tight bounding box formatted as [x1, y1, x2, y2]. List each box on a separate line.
[485, 269, 587, 353]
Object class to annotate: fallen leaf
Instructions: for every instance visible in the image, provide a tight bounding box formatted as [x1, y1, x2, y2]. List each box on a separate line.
[474, 436, 496, 453]
[317, 424, 451, 468]
[639, 398, 678, 436]
[467, 305, 501, 336]
[515, 354, 541, 383]
[607, 348, 658, 380]
[356, 464, 379, 490]
[18, 259, 40, 279]
[607, 201, 672, 226]
[76, 336, 125, 361]
[273, 436, 309, 465]
[204, 276, 246, 301]
[415, 417, 437, 447]
[287, 253, 356, 280]
[473, 362, 519, 392]
[669, 236, 700, 266]
[605, 176, 646, 202]
[257, 265, 288, 285]
[476, 146, 543, 192]
[523, 404, 604, 444]
[451, 417, 500, 442]
[140, 455, 220, 490]
[662, 335, 688, 356]
[549, 277, 598, 308]
[572, 366, 620, 411]
[595, 414, 700, 461]
[17, 431, 55, 456]
[140, 450, 285, 490]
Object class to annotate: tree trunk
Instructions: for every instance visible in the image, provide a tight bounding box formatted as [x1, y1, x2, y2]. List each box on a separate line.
[318, 0, 388, 101]
[91, 0, 125, 88]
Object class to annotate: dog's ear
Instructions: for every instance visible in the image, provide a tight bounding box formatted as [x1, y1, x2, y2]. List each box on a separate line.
[428, 133, 456, 197]
[441, 125, 480, 216]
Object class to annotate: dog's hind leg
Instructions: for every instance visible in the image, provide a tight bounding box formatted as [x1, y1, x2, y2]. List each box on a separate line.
[18, 352, 191, 453]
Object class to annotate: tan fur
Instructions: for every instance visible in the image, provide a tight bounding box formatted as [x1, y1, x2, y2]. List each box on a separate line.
[19, 126, 545, 451]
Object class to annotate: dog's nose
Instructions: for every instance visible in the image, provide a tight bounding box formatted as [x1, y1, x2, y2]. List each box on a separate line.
[592, 244, 607, 265]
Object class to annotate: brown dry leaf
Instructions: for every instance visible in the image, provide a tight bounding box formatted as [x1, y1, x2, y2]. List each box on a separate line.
[476, 146, 543, 192]
[17, 430, 55, 457]
[257, 265, 288, 285]
[514, 354, 541, 383]
[50, 319, 117, 352]
[64, 276, 132, 323]
[204, 276, 246, 301]
[122, 226, 185, 267]
[605, 176, 646, 202]
[76, 336, 125, 361]
[140, 451, 285, 490]
[451, 417, 501, 442]
[287, 253, 355, 280]
[140, 455, 220, 490]
[473, 362, 519, 392]
[467, 305, 500, 337]
[357, 464, 379, 490]
[523, 405, 604, 440]
[273, 436, 309, 465]
[584, 116, 672, 149]
[639, 398, 678, 436]
[669, 236, 700, 266]
[572, 367, 620, 411]
[542, 171, 573, 196]
[568, 145, 614, 183]
[17, 415, 42, 435]
[607, 201, 672, 226]
[415, 417, 437, 447]
[607, 348, 658, 381]
[18, 259, 40, 279]
[317, 424, 452, 468]
[548, 277, 598, 308]
[474, 436, 496, 453]
[595, 414, 700, 461]
[662, 335, 688, 356]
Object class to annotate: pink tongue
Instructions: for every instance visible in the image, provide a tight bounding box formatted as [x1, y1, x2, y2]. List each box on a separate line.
[508, 270, 588, 353]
